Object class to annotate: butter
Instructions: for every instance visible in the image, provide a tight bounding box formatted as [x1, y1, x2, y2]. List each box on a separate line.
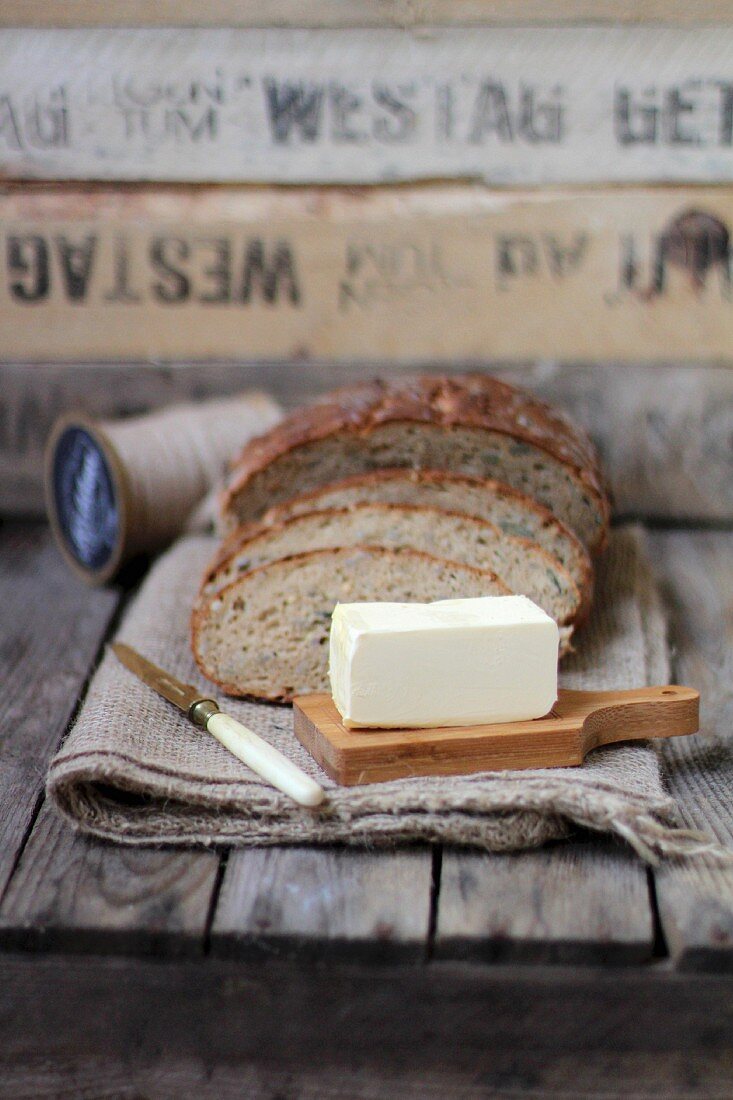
[329, 595, 559, 730]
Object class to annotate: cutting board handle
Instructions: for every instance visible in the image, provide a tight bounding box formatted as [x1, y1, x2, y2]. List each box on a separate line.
[556, 685, 700, 752]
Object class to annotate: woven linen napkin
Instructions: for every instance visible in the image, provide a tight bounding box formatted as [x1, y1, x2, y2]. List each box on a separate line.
[47, 525, 706, 860]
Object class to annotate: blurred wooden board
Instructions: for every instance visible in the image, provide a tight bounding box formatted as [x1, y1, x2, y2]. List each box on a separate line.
[1, 28, 732, 183]
[3, 361, 732, 522]
[1, 185, 732, 361]
[4, 1, 733, 26]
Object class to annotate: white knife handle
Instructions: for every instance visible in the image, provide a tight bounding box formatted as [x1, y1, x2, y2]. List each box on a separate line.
[206, 711, 325, 808]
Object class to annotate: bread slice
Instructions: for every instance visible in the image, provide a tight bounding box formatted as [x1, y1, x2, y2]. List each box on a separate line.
[192, 546, 522, 702]
[222, 375, 610, 553]
[261, 467, 592, 601]
[203, 503, 587, 628]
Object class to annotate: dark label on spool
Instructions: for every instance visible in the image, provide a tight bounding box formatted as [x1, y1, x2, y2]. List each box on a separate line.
[52, 426, 119, 574]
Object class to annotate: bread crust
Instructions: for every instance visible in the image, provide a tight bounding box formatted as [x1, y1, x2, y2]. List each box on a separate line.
[202, 501, 590, 627]
[222, 375, 611, 550]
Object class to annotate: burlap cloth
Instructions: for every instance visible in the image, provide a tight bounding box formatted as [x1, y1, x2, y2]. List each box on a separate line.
[47, 526, 718, 861]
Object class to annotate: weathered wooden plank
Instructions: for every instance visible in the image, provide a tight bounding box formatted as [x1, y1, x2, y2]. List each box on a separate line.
[4, 0, 733, 28]
[0, 802, 221, 956]
[5, 1053, 733, 1100]
[2, 185, 732, 363]
[0, 521, 221, 956]
[1, 955, 733, 1098]
[648, 530, 733, 971]
[435, 840, 654, 964]
[0, 524, 119, 902]
[2, 28, 733, 184]
[3, 361, 732, 523]
[211, 846, 433, 961]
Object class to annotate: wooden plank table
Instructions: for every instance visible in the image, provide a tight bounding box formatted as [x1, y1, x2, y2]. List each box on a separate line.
[1, 520, 732, 1098]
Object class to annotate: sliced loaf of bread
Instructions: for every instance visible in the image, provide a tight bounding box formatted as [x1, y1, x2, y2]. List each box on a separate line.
[261, 467, 592, 600]
[202, 503, 586, 628]
[192, 546, 521, 702]
[222, 375, 610, 553]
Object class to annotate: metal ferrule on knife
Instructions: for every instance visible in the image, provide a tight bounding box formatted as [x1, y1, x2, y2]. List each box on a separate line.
[188, 698, 220, 728]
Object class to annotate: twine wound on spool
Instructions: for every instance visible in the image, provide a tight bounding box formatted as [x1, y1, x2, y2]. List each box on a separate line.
[45, 392, 282, 584]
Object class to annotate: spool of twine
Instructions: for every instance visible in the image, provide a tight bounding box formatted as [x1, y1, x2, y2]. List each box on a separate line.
[45, 391, 282, 584]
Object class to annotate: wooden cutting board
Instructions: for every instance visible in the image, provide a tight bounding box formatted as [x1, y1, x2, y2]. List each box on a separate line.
[292, 685, 700, 786]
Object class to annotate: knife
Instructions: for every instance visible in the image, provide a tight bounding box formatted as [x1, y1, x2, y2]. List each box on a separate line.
[111, 643, 325, 808]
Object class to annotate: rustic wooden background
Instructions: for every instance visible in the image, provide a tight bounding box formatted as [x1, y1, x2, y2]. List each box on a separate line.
[4, 360, 731, 523]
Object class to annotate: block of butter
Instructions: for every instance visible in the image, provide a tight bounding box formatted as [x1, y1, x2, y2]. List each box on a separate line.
[329, 595, 559, 730]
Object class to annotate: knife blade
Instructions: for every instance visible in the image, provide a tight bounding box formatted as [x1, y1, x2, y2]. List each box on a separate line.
[111, 643, 325, 808]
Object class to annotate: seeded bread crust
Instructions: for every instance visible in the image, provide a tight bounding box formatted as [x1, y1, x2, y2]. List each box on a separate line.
[222, 375, 611, 552]
[260, 467, 593, 602]
[201, 503, 589, 628]
[192, 545, 532, 702]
